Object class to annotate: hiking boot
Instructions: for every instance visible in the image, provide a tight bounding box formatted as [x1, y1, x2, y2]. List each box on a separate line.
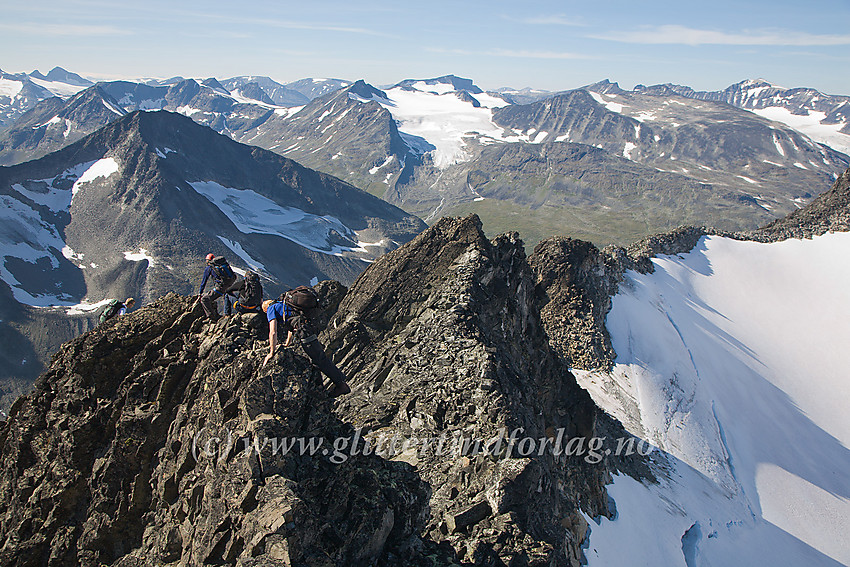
[329, 382, 351, 398]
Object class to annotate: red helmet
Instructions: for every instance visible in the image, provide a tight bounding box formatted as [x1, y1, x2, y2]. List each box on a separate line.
[205, 253, 215, 262]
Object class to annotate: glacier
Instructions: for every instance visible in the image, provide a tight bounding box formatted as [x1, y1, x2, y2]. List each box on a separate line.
[577, 232, 850, 566]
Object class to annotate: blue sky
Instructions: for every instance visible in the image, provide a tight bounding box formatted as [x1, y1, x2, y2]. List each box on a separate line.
[3, 0, 850, 94]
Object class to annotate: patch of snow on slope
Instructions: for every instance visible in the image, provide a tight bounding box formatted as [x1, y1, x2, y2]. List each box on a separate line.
[102, 99, 125, 116]
[11, 160, 102, 212]
[587, 90, 624, 113]
[190, 181, 364, 256]
[0, 195, 71, 305]
[772, 134, 786, 156]
[64, 298, 114, 315]
[71, 158, 119, 200]
[753, 107, 850, 156]
[0, 79, 24, 97]
[138, 98, 165, 111]
[369, 155, 395, 174]
[217, 236, 266, 272]
[227, 91, 281, 110]
[579, 233, 850, 566]
[123, 249, 154, 264]
[176, 105, 203, 117]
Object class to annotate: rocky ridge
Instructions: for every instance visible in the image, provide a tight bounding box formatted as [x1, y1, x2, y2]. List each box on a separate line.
[324, 215, 610, 564]
[0, 108, 424, 414]
[4, 164, 845, 564]
[0, 294, 439, 566]
[0, 215, 625, 566]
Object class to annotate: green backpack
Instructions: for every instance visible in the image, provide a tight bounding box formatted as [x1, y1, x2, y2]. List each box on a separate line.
[98, 299, 123, 324]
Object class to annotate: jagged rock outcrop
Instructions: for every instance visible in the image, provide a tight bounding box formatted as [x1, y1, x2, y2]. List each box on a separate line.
[527, 239, 623, 370]
[0, 294, 439, 566]
[325, 215, 611, 565]
[750, 167, 850, 241]
[527, 226, 719, 371]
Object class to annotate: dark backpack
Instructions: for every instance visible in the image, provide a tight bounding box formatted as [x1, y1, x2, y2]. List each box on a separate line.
[210, 256, 235, 282]
[241, 271, 263, 306]
[281, 285, 319, 312]
[99, 299, 123, 324]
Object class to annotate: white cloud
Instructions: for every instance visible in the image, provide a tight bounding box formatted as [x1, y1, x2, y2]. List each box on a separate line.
[0, 22, 131, 36]
[592, 25, 850, 46]
[426, 47, 591, 60]
[520, 14, 585, 26]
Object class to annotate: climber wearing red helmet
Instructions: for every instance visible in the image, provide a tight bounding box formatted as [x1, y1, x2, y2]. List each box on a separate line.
[198, 253, 240, 320]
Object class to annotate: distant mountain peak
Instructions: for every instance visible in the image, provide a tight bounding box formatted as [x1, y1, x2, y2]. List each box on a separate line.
[394, 75, 483, 95]
[346, 79, 389, 102]
[232, 82, 275, 105]
[284, 78, 352, 101]
[738, 77, 774, 88]
[30, 67, 93, 87]
[201, 77, 229, 94]
[582, 79, 627, 95]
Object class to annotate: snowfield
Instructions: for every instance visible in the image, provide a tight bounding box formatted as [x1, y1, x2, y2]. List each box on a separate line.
[364, 85, 511, 169]
[577, 232, 850, 566]
[0, 158, 122, 306]
[72, 158, 119, 199]
[752, 106, 850, 156]
[0, 78, 24, 98]
[189, 181, 374, 257]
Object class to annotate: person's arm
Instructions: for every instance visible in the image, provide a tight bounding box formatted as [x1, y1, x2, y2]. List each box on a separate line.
[263, 318, 278, 366]
[283, 330, 293, 347]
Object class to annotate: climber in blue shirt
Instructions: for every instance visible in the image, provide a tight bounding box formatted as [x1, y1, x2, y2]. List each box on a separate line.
[262, 297, 351, 397]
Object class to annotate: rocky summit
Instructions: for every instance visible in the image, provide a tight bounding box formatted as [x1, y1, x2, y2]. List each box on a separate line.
[0, 215, 626, 566]
[324, 215, 610, 564]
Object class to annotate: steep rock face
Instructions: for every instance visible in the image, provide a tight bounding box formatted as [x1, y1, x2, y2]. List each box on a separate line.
[527, 239, 622, 370]
[0, 294, 436, 566]
[325, 215, 610, 565]
[751, 166, 850, 240]
[528, 225, 736, 372]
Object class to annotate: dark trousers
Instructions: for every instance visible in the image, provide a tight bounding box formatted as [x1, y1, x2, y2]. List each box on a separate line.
[301, 339, 349, 386]
[200, 279, 240, 318]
